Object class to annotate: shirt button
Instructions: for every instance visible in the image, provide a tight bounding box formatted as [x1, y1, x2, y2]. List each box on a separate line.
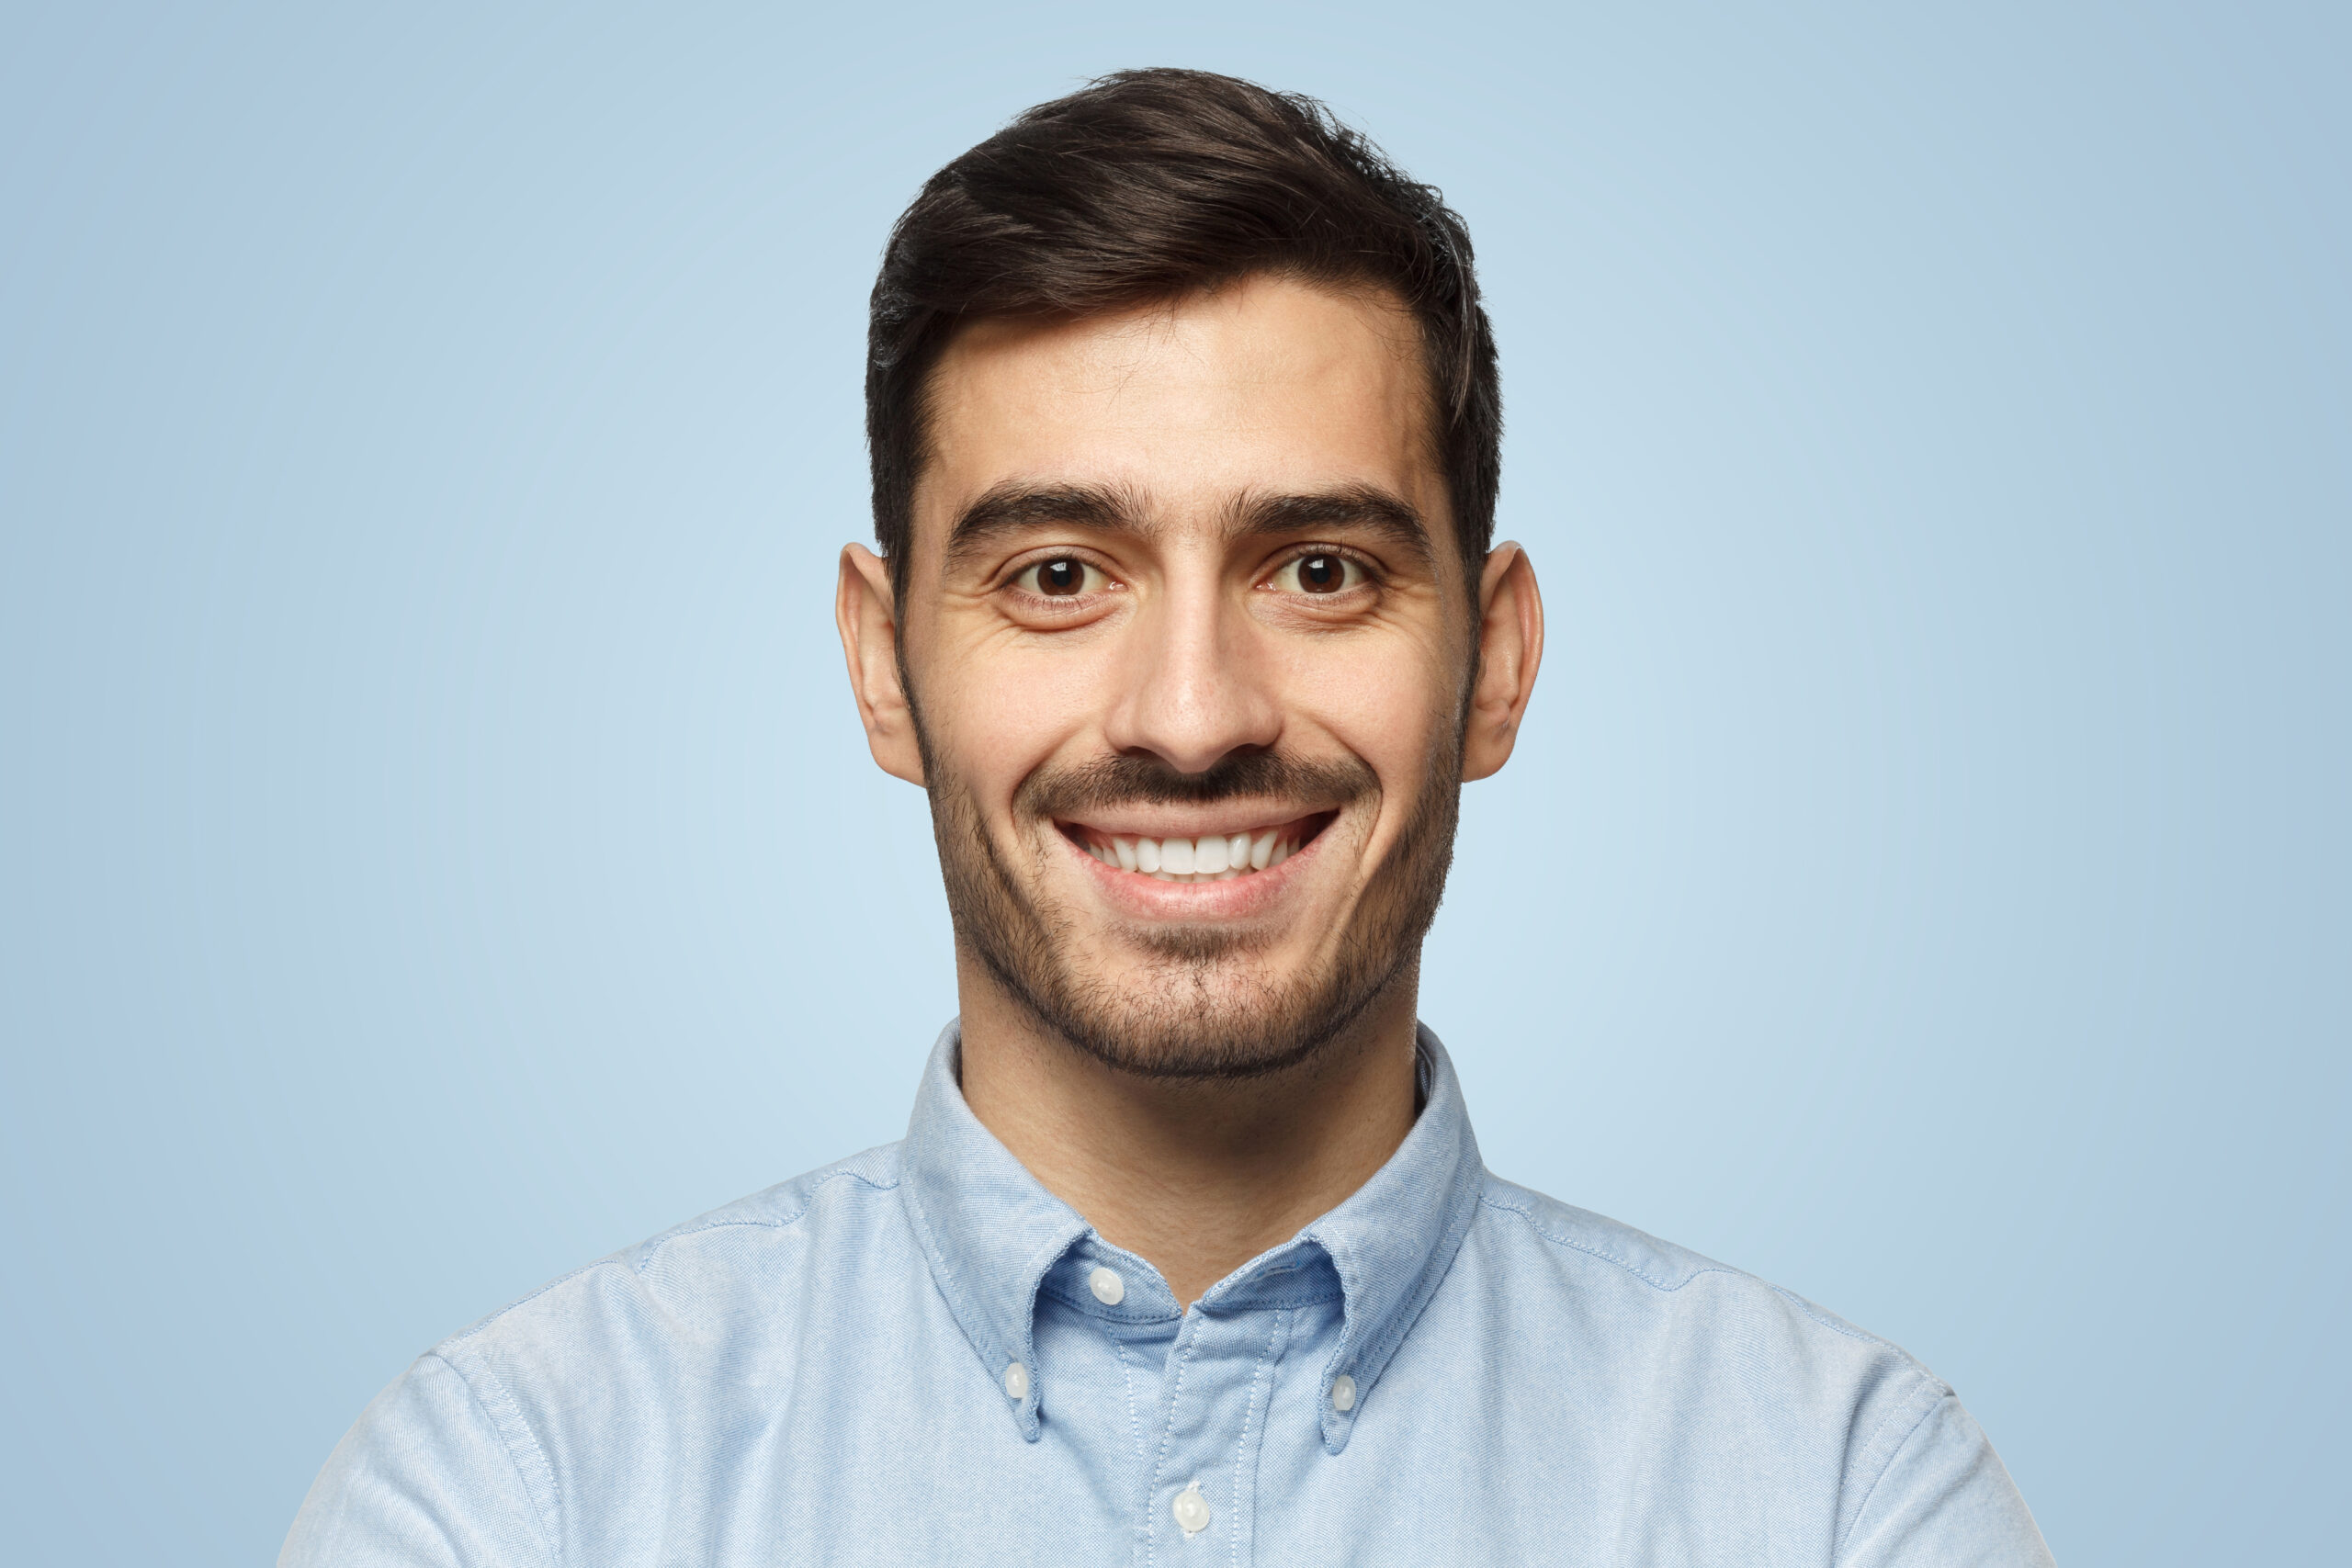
[1330, 1373, 1357, 1413]
[1171, 1480, 1211, 1536]
[1088, 1266, 1125, 1305]
[1003, 1361, 1029, 1401]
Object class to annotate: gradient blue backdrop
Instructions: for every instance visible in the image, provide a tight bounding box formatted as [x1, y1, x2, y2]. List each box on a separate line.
[3, 4, 2345, 1563]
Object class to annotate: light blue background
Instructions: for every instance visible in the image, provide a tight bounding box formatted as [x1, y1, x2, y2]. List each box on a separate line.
[3, 4, 2344, 1562]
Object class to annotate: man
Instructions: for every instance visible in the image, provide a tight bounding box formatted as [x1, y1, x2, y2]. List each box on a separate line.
[285, 69, 2052, 1565]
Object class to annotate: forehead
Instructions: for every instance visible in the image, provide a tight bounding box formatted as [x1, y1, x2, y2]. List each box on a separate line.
[915, 276, 1444, 541]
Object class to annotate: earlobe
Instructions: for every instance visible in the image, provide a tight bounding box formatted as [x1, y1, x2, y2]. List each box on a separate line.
[835, 544, 927, 786]
[1462, 543, 1544, 783]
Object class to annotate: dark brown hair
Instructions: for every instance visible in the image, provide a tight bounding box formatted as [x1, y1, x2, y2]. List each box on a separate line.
[865, 68, 1501, 601]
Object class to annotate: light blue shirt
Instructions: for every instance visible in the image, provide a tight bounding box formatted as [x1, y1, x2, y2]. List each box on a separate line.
[284, 1025, 2052, 1565]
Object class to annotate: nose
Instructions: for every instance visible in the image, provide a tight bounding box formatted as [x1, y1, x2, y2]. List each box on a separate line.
[1100, 567, 1281, 775]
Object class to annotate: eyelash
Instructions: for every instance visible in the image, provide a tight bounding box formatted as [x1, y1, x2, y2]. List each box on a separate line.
[1264, 547, 1379, 595]
[1004, 554, 1119, 601]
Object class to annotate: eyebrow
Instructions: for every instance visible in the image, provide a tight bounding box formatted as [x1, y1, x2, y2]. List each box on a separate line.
[1228, 484, 1436, 568]
[944, 479, 1436, 570]
[944, 482, 1147, 566]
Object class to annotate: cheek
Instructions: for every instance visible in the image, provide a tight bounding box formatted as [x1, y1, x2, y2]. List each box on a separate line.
[1283, 637, 1455, 780]
[923, 637, 1104, 799]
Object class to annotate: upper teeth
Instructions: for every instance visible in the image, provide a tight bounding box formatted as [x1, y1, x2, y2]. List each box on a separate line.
[1079, 828, 1298, 882]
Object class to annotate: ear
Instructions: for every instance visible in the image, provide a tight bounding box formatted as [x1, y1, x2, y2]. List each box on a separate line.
[1462, 542, 1544, 782]
[835, 543, 926, 786]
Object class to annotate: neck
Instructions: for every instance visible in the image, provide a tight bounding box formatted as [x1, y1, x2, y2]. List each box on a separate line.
[954, 958, 1423, 1308]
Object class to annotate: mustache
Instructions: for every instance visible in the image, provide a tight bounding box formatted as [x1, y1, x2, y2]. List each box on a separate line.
[1016, 750, 1376, 818]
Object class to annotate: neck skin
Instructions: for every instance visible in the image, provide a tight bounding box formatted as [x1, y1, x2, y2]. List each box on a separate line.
[954, 952, 1424, 1308]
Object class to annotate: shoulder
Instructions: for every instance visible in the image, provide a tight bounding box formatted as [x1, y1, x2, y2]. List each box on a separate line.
[613, 1142, 905, 1279]
[1477, 1174, 1923, 1343]
[283, 1146, 913, 1564]
[1460, 1176, 2046, 1562]
[1468, 1172, 1948, 1414]
[1474, 1174, 1743, 1292]
[432, 1142, 907, 1378]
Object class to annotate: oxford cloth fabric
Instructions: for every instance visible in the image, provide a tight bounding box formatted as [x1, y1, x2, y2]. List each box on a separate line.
[282, 1023, 2052, 1565]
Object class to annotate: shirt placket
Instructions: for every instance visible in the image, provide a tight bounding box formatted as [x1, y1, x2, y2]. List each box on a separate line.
[1136, 1303, 1290, 1568]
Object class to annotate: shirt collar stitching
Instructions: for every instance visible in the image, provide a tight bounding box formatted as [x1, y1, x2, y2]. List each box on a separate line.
[901, 1020, 1484, 1454]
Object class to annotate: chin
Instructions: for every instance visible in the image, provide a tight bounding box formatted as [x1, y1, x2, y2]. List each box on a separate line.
[1013, 946, 1399, 1083]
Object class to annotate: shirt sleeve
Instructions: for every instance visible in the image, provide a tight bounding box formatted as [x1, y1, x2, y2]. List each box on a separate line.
[278, 1353, 559, 1568]
[1840, 1391, 2054, 1567]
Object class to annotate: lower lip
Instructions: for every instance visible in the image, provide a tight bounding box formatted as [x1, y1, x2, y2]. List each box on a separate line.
[1059, 823, 1328, 919]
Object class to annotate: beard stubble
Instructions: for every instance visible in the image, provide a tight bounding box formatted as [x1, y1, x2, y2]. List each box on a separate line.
[915, 723, 1464, 1082]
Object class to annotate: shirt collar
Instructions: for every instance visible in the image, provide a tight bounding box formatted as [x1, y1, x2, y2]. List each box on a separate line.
[897, 1019, 1486, 1451]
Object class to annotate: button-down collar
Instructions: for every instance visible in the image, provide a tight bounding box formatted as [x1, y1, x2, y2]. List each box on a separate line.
[895, 1020, 1485, 1450]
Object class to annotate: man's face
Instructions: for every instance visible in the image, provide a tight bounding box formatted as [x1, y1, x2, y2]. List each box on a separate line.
[857, 276, 1500, 1078]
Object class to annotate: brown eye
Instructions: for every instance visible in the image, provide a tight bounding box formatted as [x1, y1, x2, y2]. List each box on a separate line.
[1273, 552, 1365, 595]
[1014, 557, 1106, 597]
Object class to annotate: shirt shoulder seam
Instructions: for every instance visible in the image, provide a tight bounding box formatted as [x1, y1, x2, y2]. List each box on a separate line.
[439, 1167, 900, 1345]
[1478, 1193, 1910, 1352]
[1477, 1191, 1741, 1294]
[626, 1168, 900, 1277]
[421, 1348, 565, 1568]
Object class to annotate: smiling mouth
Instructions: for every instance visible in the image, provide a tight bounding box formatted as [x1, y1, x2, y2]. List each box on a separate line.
[1057, 813, 1334, 884]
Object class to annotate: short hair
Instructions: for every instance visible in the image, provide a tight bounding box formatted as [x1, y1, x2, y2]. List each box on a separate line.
[866, 68, 1501, 604]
